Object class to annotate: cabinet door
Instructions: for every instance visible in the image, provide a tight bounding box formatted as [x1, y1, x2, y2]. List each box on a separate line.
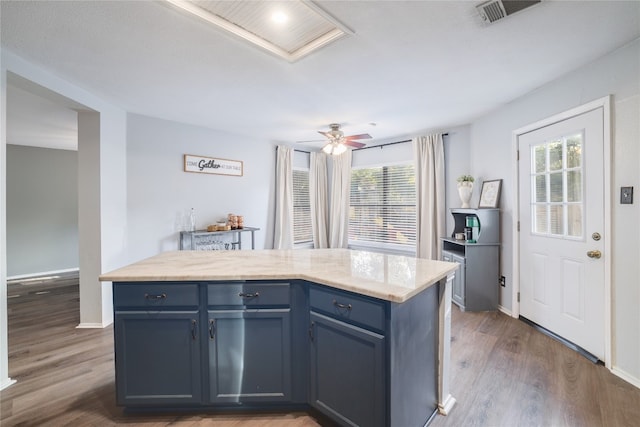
[114, 311, 201, 406]
[208, 309, 292, 403]
[451, 253, 466, 309]
[309, 311, 386, 427]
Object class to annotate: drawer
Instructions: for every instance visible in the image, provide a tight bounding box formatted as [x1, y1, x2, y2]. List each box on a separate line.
[208, 282, 290, 307]
[309, 286, 386, 332]
[114, 282, 199, 309]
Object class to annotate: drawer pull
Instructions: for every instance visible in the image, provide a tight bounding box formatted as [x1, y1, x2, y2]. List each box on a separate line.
[309, 321, 315, 342]
[333, 299, 352, 311]
[144, 293, 167, 300]
[209, 319, 216, 340]
[238, 292, 260, 299]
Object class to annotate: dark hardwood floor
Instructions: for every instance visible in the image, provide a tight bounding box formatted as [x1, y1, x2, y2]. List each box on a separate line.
[431, 309, 640, 427]
[1, 275, 639, 426]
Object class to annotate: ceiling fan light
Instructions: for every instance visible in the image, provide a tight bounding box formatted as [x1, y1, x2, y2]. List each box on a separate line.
[321, 141, 347, 155]
[333, 143, 347, 155]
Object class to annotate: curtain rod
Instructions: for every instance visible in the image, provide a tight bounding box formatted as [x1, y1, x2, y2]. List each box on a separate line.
[353, 133, 448, 151]
[293, 133, 449, 154]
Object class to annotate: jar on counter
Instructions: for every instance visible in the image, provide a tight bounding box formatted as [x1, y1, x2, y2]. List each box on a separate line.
[237, 215, 244, 229]
[228, 213, 238, 229]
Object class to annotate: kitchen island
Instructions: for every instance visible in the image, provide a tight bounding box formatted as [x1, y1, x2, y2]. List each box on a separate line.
[100, 249, 458, 426]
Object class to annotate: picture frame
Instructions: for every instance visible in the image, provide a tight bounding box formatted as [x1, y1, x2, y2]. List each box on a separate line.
[478, 179, 502, 208]
[184, 154, 243, 177]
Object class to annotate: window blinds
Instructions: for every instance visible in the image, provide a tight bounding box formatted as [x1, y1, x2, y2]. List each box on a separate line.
[349, 164, 416, 249]
[293, 169, 313, 244]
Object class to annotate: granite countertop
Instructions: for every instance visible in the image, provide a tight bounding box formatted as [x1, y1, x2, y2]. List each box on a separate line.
[99, 249, 458, 303]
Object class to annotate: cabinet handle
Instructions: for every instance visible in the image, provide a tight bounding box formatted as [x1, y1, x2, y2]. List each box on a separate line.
[209, 319, 216, 340]
[332, 299, 352, 311]
[238, 292, 260, 298]
[144, 293, 167, 300]
[191, 319, 197, 340]
[309, 321, 315, 342]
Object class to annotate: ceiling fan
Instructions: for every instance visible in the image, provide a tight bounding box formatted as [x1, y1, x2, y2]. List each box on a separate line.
[310, 123, 372, 155]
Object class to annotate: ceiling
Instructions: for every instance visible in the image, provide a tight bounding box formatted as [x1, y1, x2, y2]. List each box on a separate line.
[2, 1, 639, 151]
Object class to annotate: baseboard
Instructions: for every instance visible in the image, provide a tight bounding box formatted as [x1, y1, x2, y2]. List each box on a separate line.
[611, 366, 640, 389]
[76, 322, 110, 329]
[0, 377, 16, 391]
[7, 267, 79, 281]
[498, 304, 513, 317]
[437, 394, 456, 416]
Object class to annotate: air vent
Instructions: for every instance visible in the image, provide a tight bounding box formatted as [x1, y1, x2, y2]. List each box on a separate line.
[477, 0, 506, 23]
[477, 0, 541, 24]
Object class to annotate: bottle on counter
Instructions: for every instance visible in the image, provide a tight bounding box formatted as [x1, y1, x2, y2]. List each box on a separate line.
[189, 208, 196, 232]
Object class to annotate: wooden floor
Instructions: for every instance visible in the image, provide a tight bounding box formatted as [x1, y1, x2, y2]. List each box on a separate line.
[1, 275, 639, 426]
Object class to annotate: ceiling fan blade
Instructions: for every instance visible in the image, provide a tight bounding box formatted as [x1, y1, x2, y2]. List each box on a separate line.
[345, 133, 372, 140]
[318, 131, 331, 138]
[344, 140, 366, 149]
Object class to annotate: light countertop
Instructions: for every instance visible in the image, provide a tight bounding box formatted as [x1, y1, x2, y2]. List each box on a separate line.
[99, 249, 458, 303]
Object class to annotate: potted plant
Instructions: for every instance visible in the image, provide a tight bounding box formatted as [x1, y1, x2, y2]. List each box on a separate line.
[457, 175, 474, 208]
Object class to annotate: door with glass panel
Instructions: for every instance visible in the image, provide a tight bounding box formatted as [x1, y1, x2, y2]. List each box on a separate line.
[518, 107, 605, 360]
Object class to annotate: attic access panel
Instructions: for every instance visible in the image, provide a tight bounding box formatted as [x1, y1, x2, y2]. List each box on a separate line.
[166, 0, 353, 62]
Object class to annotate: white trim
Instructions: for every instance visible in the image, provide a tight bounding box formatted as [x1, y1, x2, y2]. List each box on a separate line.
[164, 0, 353, 63]
[498, 304, 512, 317]
[611, 367, 640, 390]
[7, 267, 79, 281]
[437, 273, 456, 416]
[512, 96, 612, 367]
[76, 322, 110, 329]
[348, 243, 416, 257]
[0, 377, 16, 391]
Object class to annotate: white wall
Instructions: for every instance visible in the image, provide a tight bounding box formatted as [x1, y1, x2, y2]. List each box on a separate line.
[124, 119, 472, 261]
[125, 113, 276, 260]
[6, 145, 78, 277]
[1, 49, 128, 388]
[469, 39, 640, 385]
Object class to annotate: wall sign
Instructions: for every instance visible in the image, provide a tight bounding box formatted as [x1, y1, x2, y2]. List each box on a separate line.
[184, 154, 243, 177]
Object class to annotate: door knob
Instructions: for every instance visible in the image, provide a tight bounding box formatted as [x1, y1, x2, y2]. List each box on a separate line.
[587, 250, 602, 259]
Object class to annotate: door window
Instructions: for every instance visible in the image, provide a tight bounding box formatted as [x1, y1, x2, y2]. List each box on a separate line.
[530, 132, 583, 239]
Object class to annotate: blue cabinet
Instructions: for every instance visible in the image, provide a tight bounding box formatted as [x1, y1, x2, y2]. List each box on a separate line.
[111, 279, 442, 426]
[442, 251, 466, 308]
[113, 283, 202, 406]
[207, 282, 294, 403]
[442, 208, 500, 311]
[208, 310, 292, 402]
[309, 286, 386, 427]
[309, 312, 385, 427]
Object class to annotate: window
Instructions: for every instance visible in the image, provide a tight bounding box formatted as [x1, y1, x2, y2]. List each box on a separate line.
[349, 163, 416, 251]
[293, 169, 312, 244]
[530, 132, 583, 238]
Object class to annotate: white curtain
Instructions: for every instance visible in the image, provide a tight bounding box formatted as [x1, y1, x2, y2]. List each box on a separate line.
[273, 145, 294, 249]
[329, 150, 352, 248]
[413, 134, 445, 259]
[310, 152, 329, 248]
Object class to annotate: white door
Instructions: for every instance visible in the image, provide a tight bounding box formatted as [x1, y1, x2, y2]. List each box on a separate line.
[518, 107, 605, 360]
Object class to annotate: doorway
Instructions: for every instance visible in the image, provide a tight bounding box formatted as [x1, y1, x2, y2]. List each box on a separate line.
[2, 71, 108, 390]
[513, 97, 611, 365]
